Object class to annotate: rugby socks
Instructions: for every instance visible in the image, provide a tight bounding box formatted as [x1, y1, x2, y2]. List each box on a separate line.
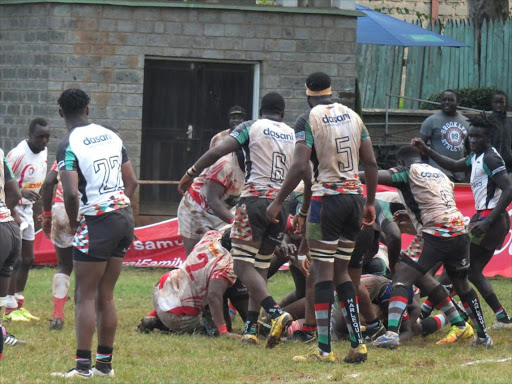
[244, 311, 259, 335]
[366, 318, 381, 330]
[428, 285, 465, 327]
[52, 273, 70, 320]
[421, 314, 446, 336]
[14, 293, 24, 309]
[76, 350, 92, 371]
[387, 285, 410, 334]
[4, 295, 17, 315]
[337, 281, 364, 349]
[483, 293, 511, 322]
[147, 309, 158, 318]
[314, 281, 333, 354]
[460, 289, 488, 338]
[261, 296, 283, 320]
[95, 346, 113, 373]
[420, 299, 434, 320]
[302, 322, 317, 334]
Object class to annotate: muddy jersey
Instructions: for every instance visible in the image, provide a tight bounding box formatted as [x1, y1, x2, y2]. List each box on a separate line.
[56, 123, 130, 216]
[50, 161, 64, 204]
[361, 274, 390, 303]
[210, 129, 230, 148]
[188, 152, 245, 213]
[465, 147, 506, 211]
[295, 103, 370, 196]
[7, 140, 47, 205]
[230, 119, 295, 199]
[156, 231, 237, 316]
[388, 163, 467, 237]
[0, 150, 15, 222]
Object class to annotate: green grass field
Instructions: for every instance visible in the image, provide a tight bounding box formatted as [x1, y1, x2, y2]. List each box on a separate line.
[1, 268, 511, 383]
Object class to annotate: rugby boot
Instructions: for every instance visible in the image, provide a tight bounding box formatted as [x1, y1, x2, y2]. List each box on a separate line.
[344, 343, 368, 364]
[266, 311, 293, 349]
[436, 322, 473, 344]
[293, 349, 335, 363]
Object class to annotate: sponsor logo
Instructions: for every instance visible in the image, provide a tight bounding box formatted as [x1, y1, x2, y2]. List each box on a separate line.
[230, 131, 240, 138]
[471, 180, 483, 189]
[58, 160, 65, 169]
[295, 131, 305, 141]
[420, 171, 444, 178]
[83, 133, 113, 145]
[132, 239, 183, 251]
[123, 258, 184, 268]
[263, 128, 294, 142]
[322, 113, 351, 124]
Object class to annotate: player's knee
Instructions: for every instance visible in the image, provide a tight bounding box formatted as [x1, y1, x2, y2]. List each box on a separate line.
[21, 253, 34, 268]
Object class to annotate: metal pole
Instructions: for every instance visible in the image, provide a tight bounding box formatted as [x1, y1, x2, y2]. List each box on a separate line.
[385, 94, 390, 145]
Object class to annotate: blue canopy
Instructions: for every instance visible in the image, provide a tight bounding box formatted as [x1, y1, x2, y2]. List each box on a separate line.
[356, 5, 468, 47]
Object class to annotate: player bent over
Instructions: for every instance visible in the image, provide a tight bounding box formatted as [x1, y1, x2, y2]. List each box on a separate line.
[140, 229, 248, 338]
[179, 92, 295, 348]
[366, 146, 492, 349]
[40, 161, 74, 330]
[51, 89, 138, 378]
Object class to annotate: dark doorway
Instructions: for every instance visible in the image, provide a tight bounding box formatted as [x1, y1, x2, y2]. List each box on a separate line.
[140, 59, 254, 216]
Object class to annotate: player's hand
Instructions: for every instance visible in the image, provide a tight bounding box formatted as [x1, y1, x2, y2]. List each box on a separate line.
[292, 214, 305, 234]
[222, 332, 241, 340]
[68, 219, 79, 235]
[470, 219, 491, 238]
[177, 174, 194, 196]
[21, 190, 40, 202]
[41, 216, 52, 238]
[361, 203, 376, 227]
[411, 138, 429, 154]
[292, 256, 310, 278]
[266, 200, 282, 224]
[393, 209, 411, 223]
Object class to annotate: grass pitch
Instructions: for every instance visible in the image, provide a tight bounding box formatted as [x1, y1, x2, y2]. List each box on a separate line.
[1, 268, 511, 383]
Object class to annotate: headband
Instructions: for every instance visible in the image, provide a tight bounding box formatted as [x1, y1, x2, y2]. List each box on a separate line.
[305, 86, 332, 96]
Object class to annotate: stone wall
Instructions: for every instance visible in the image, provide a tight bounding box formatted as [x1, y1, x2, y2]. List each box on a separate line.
[0, 2, 358, 178]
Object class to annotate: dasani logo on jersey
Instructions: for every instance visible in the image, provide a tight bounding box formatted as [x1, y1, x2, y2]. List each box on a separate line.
[83, 133, 113, 145]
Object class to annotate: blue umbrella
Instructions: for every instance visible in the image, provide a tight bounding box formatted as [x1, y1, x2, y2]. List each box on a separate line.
[356, 5, 468, 47]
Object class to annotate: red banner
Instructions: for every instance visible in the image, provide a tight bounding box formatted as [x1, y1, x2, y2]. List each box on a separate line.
[33, 186, 512, 277]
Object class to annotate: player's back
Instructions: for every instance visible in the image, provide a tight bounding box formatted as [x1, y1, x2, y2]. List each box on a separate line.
[57, 123, 127, 214]
[231, 118, 295, 199]
[307, 103, 368, 195]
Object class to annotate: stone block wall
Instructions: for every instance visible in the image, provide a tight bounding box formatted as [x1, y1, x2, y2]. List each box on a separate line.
[0, 2, 358, 177]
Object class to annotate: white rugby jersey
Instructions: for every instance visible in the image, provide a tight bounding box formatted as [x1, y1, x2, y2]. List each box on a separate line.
[465, 147, 507, 210]
[0, 149, 15, 222]
[56, 123, 130, 215]
[156, 230, 236, 316]
[230, 119, 295, 199]
[295, 103, 370, 196]
[7, 140, 47, 205]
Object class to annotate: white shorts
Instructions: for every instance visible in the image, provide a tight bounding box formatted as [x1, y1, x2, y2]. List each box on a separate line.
[51, 203, 74, 249]
[177, 194, 226, 240]
[152, 283, 202, 333]
[15, 204, 34, 241]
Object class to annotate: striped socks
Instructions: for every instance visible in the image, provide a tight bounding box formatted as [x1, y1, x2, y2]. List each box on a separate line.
[483, 293, 511, 322]
[76, 350, 92, 371]
[337, 281, 364, 349]
[95, 346, 113, 373]
[420, 314, 447, 336]
[387, 285, 410, 334]
[314, 281, 333, 355]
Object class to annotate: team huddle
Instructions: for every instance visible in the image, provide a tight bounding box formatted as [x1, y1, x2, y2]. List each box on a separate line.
[0, 71, 511, 377]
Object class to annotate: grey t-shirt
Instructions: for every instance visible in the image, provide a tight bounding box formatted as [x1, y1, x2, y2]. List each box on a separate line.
[420, 111, 469, 182]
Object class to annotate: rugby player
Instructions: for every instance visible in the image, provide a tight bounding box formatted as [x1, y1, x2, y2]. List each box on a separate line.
[51, 89, 138, 378]
[0, 148, 26, 359]
[4, 118, 49, 322]
[40, 161, 74, 330]
[178, 92, 295, 348]
[367, 146, 492, 348]
[413, 113, 512, 329]
[139, 229, 247, 338]
[267, 72, 378, 363]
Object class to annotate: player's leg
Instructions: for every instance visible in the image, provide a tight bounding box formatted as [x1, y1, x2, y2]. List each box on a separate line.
[50, 246, 73, 330]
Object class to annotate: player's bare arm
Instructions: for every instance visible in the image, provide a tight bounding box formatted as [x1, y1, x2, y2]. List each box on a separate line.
[412, 137, 467, 172]
[40, 169, 58, 237]
[121, 160, 138, 199]
[59, 170, 80, 232]
[207, 279, 241, 339]
[206, 181, 234, 224]
[178, 137, 240, 195]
